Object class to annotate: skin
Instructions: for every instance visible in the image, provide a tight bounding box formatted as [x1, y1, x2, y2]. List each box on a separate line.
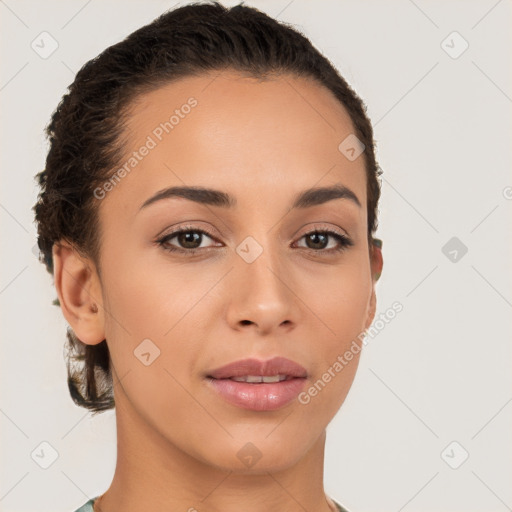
[53, 71, 383, 512]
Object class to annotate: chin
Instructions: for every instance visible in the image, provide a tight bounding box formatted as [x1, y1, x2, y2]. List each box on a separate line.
[197, 434, 314, 475]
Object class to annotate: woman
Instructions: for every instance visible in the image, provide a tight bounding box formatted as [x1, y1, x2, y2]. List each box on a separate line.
[33, 2, 383, 511]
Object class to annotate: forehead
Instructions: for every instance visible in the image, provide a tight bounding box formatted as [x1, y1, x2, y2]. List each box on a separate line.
[101, 71, 367, 215]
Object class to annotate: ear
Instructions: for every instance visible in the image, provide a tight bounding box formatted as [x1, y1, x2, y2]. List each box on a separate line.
[364, 239, 383, 330]
[52, 240, 105, 345]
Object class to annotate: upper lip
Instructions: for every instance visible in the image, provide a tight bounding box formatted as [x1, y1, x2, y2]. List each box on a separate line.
[207, 356, 308, 379]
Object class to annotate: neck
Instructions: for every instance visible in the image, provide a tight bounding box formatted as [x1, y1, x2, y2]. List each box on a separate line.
[96, 388, 336, 512]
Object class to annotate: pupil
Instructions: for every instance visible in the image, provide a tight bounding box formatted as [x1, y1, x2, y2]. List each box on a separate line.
[308, 232, 327, 249]
[179, 231, 201, 248]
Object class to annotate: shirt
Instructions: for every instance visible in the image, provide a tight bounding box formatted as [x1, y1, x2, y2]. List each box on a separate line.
[74, 495, 351, 511]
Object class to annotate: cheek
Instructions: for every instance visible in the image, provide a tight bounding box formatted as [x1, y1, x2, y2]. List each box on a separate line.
[298, 276, 370, 416]
[101, 241, 372, 377]
[98, 260, 208, 427]
[101, 247, 216, 339]
[303, 257, 371, 395]
[95, 244, 371, 468]
[307, 255, 372, 340]
[99, 249, 223, 398]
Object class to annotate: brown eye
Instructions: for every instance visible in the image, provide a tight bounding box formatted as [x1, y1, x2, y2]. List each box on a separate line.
[157, 227, 220, 254]
[173, 231, 203, 249]
[296, 230, 353, 253]
[156, 226, 353, 256]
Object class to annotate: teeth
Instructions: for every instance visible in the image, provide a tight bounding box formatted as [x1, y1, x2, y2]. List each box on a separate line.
[230, 375, 288, 383]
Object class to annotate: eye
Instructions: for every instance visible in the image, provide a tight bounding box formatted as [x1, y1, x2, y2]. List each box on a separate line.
[156, 226, 221, 254]
[294, 228, 353, 253]
[156, 225, 354, 256]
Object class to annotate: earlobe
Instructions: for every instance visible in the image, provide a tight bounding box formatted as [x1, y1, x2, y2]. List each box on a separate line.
[52, 241, 105, 345]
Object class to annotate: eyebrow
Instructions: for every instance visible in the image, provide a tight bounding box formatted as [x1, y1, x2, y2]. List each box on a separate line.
[139, 183, 361, 211]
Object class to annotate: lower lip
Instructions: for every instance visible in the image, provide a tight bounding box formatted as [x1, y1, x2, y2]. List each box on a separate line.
[206, 377, 307, 411]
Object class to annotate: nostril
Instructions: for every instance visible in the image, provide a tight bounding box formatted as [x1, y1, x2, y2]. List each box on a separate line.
[240, 320, 252, 326]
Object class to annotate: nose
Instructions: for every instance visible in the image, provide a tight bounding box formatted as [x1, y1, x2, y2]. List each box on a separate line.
[225, 243, 299, 336]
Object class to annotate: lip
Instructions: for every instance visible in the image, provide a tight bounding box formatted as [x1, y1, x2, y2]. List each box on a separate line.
[206, 356, 308, 380]
[205, 356, 308, 411]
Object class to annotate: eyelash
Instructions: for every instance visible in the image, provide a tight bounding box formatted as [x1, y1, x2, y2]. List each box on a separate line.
[156, 224, 354, 256]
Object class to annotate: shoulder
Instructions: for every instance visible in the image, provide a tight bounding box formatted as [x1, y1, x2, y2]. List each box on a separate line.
[73, 496, 99, 512]
[331, 497, 352, 512]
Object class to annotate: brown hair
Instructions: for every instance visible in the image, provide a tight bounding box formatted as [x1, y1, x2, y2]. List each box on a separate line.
[33, 1, 382, 414]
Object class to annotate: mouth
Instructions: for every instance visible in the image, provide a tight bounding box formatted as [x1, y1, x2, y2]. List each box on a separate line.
[204, 357, 308, 411]
[215, 374, 296, 383]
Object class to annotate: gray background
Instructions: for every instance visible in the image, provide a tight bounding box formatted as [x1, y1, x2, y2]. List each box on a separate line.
[1, 0, 511, 511]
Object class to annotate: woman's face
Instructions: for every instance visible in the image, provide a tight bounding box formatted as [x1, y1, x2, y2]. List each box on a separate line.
[92, 71, 380, 471]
